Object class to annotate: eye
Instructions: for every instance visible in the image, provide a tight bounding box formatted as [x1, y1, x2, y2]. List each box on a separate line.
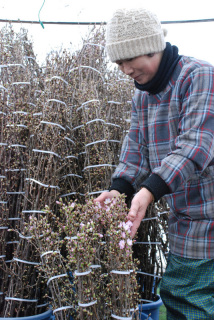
[147, 53, 155, 58]
[116, 58, 133, 65]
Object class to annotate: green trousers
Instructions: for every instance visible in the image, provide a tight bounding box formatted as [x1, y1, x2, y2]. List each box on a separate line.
[160, 252, 214, 319]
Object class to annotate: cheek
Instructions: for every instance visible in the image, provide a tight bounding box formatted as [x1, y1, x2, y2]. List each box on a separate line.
[149, 62, 159, 77]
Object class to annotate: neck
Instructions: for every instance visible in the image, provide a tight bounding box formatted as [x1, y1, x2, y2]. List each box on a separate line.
[134, 42, 181, 94]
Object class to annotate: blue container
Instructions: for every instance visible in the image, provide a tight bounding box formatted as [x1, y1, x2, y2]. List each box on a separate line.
[139, 295, 163, 320]
[0, 309, 53, 320]
[140, 312, 153, 320]
[51, 315, 73, 320]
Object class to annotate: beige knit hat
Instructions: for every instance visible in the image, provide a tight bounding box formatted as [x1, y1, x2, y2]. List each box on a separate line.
[106, 8, 167, 62]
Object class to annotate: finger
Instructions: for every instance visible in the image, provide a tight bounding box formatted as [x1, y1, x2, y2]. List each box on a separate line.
[94, 190, 120, 205]
[130, 217, 142, 238]
[127, 202, 139, 221]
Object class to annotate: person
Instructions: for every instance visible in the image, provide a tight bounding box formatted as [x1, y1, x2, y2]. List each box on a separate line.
[94, 7, 214, 320]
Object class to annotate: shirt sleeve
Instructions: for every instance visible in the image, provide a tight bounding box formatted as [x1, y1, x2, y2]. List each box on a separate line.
[111, 91, 151, 192]
[153, 66, 214, 194]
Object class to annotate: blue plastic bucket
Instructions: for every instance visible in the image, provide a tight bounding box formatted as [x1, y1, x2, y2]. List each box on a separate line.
[139, 295, 163, 320]
[0, 309, 53, 320]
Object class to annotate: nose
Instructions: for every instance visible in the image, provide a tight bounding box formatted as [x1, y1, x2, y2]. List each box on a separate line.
[122, 62, 133, 76]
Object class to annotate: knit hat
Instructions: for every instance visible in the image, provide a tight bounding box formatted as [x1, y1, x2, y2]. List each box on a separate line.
[106, 8, 167, 62]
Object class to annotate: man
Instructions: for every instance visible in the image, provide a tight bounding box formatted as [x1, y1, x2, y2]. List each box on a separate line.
[95, 7, 214, 319]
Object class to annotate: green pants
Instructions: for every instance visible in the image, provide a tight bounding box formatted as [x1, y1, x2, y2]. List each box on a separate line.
[160, 252, 214, 319]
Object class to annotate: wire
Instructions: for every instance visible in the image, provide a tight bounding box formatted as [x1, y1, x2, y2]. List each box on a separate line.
[0, 19, 105, 25]
[0, 18, 213, 25]
[161, 18, 214, 24]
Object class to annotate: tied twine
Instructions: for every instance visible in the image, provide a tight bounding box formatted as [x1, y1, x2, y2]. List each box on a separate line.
[38, 0, 46, 29]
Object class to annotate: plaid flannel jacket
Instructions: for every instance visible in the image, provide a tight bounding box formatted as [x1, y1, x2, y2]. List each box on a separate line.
[112, 55, 214, 259]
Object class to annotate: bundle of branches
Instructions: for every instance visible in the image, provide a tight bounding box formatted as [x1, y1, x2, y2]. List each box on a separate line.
[25, 208, 76, 320]
[59, 27, 134, 199]
[26, 195, 140, 320]
[0, 25, 46, 317]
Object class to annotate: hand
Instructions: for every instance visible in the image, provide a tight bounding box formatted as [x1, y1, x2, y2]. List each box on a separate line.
[128, 188, 154, 238]
[94, 190, 120, 207]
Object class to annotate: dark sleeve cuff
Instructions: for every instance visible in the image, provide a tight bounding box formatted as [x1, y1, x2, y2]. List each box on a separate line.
[141, 173, 170, 202]
[109, 178, 135, 202]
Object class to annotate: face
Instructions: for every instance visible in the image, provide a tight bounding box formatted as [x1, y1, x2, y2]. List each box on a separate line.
[116, 52, 163, 84]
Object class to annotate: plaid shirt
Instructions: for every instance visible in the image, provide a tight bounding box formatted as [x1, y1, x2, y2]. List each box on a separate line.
[112, 55, 214, 259]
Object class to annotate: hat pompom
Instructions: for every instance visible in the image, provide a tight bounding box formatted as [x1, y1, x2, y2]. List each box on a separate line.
[163, 28, 168, 37]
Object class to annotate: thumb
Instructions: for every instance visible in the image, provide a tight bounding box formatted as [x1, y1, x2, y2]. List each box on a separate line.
[94, 191, 108, 203]
[128, 201, 140, 222]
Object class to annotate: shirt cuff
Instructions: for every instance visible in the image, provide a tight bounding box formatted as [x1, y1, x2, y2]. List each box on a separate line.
[141, 173, 170, 202]
[109, 178, 135, 202]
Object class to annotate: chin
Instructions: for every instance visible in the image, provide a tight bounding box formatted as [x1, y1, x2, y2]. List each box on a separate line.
[135, 77, 148, 85]
[136, 80, 146, 85]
